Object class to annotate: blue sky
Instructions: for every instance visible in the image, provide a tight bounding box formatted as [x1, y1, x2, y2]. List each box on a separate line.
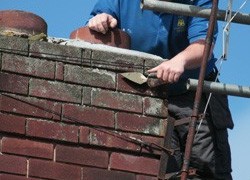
[1, 0, 249, 179]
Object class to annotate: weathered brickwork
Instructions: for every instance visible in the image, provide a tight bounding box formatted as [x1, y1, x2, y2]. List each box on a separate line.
[0, 35, 168, 180]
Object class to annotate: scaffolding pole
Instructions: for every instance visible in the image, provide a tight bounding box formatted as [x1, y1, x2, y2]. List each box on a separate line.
[187, 79, 250, 98]
[141, 0, 250, 25]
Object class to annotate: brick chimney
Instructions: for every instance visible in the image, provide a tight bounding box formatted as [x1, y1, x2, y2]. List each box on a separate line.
[0, 11, 169, 180]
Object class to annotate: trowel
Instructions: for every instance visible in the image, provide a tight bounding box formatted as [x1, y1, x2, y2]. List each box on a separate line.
[121, 72, 250, 97]
[120, 72, 167, 88]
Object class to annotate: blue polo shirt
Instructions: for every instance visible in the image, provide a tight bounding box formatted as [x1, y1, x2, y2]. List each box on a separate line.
[89, 0, 218, 80]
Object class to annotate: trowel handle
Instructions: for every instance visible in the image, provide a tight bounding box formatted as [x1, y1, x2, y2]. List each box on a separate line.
[147, 73, 157, 78]
[147, 78, 167, 88]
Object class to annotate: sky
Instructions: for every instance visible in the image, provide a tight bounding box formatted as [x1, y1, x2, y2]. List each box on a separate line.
[1, 0, 250, 179]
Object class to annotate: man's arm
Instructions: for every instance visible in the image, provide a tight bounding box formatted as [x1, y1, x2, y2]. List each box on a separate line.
[148, 0, 217, 84]
[148, 40, 209, 83]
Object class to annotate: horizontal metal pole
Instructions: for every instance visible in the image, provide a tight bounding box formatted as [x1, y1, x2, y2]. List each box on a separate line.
[187, 79, 250, 98]
[141, 0, 250, 25]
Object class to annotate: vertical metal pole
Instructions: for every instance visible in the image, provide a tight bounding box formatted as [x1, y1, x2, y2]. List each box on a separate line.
[180, 0, 219, 179]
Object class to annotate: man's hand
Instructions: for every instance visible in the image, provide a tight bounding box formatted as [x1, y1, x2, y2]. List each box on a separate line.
[148, 58, 185, 83]
[148, 41, 207, 83]
[88, 13, 118, 34]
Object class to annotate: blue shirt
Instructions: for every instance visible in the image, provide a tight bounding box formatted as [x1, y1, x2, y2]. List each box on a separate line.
[89, 0, 218, 80]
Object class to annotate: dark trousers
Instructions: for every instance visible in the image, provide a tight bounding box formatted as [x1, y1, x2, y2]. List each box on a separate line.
[166, 91, 233, 180]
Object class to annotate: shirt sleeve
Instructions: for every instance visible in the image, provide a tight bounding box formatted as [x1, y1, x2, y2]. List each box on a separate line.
[86, 0, 120, 24]
[187, 0, 218, 44]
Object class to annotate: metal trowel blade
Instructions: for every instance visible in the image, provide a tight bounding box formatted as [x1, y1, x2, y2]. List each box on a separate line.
[120, 72, 148, 84]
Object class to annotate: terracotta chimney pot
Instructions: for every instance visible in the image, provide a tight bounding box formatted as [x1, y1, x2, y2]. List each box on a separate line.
[70, 26, 131, 49]
[0, 10, 47, 36]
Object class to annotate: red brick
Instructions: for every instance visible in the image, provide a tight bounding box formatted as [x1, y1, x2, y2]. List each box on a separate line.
[29, 79, 82, 103]
[26, 119, 78, 143]
[117, 74, 169, 97]
[0, 94, 61, 120]
[143, 97, 168, 118]
[0, 173, 39, 180]
[29, 159, 81, 180]
[2, 137, 53, 159]
[141, 135, 163, 155]
[0, 154, 27, 175]
[89, 129, 141, 152]
[0, 72, 29, 95]
[92, 89, 142, 113]
[116, 112, 164, 136]
[144, 58, 163, 72]
[64, 65, 116, 89]
[82, 87, 92, 105]
[0, 113, 26, 134]
[55, 62, 64, 81]
[56, 145, 109, 168]
[79, 126, 90, 144]
[91, 50, 144, 72]
[2, 54, 55, 79]
[117, 74, 153, 96]
[29, 41, 86, 65]
[82, 167, 136, 180]
[110, 153, 159, 175]
[0, 36, 29, 56]
[63, 104, 114, 128]
[136, 175, 157, 180]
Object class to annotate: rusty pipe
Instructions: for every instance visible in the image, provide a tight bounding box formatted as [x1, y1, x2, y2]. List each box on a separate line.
[180, 0, 219, 179]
